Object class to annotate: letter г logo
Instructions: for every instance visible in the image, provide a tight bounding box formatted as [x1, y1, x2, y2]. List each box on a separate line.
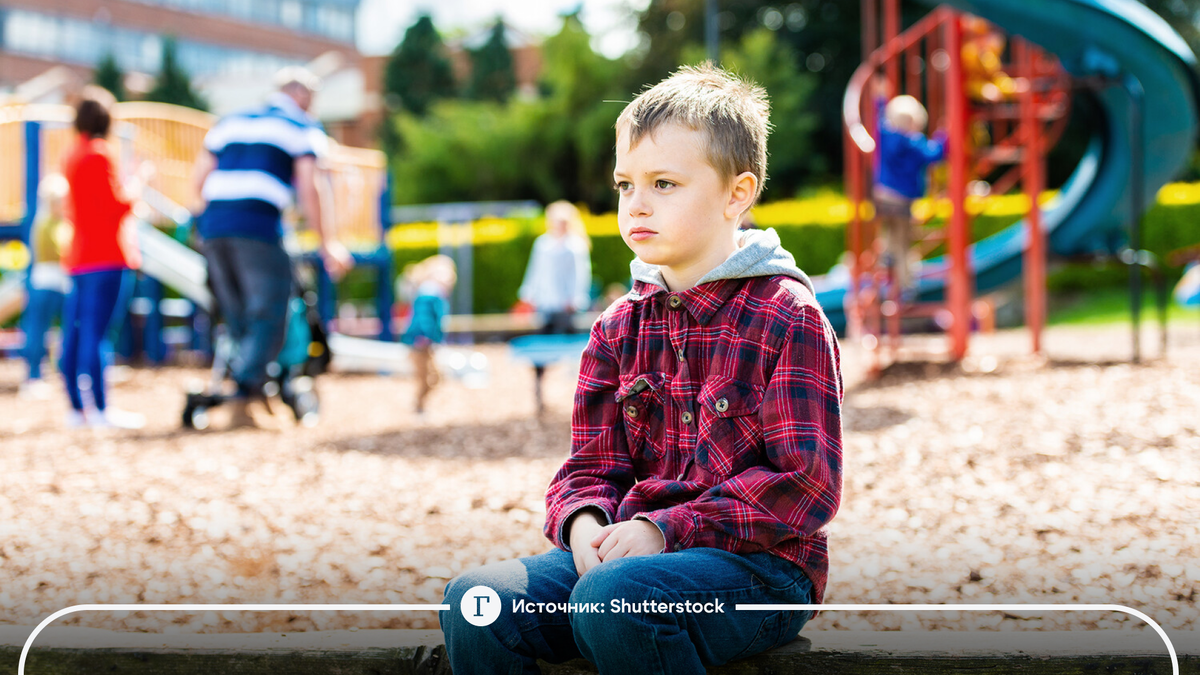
[461, 586, 501, 626]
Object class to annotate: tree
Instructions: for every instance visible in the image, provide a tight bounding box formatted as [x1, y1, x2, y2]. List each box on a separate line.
[629, 1, 870, 183]
[467, 20, 517, 103]
[1138, 0, 1200, 61]
[93, 53, 126, 102]
[536, 11, 628, 210]
[384, 14, 457, 116]
[145, 37, 208, 111]
[387, 13, 627, 212]
[703, 29, 821, 198]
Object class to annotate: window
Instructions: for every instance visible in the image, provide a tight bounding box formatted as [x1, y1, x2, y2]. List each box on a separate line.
[2, 9, 301, 79]
[280, 0, 302, 28]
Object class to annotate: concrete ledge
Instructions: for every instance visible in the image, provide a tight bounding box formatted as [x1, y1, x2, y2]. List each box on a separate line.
[2, 627, 1198, 674]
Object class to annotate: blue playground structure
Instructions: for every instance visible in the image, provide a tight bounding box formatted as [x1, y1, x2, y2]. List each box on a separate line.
[0, 104, 398, 368]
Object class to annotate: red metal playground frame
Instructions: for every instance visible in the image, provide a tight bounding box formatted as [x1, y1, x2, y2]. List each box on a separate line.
[844, 0, 1065, 371]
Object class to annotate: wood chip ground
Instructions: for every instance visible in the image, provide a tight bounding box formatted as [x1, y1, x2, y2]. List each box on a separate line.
[1, 323, 1197, 635]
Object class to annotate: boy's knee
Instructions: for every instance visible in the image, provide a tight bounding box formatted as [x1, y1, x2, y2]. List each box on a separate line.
[571, 559, 653, 606]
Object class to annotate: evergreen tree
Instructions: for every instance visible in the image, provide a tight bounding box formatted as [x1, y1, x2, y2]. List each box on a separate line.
[467, 20, 516, 103]
[93, 53, 126, 102]
[145, 37, 208, 111]
[384, 14, 457, 116]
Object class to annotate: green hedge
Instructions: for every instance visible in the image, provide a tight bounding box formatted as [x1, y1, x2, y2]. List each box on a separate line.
[364, 196, 1200, 315]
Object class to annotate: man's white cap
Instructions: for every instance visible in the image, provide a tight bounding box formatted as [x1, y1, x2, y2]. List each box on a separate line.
[274, 66, 322, 93]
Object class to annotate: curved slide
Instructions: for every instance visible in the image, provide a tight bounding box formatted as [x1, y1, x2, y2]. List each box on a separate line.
[818, 0, 1200, 332]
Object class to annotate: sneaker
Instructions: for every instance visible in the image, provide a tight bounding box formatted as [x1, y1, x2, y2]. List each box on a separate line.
[65, 409, 88, 429]
[19, 379, 53, 401]
[227, 397, 281, 431]
[91, 408, 146, 430]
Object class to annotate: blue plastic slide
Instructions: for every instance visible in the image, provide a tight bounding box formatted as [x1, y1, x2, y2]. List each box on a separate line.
[818, 0, 1200, 332]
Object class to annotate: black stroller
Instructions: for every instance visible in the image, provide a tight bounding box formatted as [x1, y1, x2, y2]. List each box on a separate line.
[182, 285, 330, 429]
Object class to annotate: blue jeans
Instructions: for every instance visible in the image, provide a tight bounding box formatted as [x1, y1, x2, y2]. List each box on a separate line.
[441, 547, 814, 674]
[203, 237, 292, 397]
[23, 286, 65, 379]
[60, 269, 129, 411]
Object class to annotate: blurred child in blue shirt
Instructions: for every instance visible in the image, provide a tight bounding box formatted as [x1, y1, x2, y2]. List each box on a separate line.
[400, 254, 456, 414]
[874, 92, 947, 292]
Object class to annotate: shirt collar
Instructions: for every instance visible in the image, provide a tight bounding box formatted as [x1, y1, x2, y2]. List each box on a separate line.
[267, 92, 310, 121]
[628, 277, 742, 325]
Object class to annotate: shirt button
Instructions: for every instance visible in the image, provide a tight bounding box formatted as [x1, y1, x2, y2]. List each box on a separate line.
[625, 405, 639, 418]
[715, 398, 729, 413]
[676, 347, 685, 362]
[681, 411, 693, 425]
[673, 543, 682, 552]
[667, 295, 682, 309]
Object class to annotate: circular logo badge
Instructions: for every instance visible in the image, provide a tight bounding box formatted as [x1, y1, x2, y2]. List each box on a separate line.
[460, 585, 501, 626]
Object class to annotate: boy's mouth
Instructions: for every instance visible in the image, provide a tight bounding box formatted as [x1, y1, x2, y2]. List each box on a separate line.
[628, 227, 657, 242]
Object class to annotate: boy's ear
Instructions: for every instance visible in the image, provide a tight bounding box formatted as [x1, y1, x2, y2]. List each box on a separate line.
[725, 172, 758, 220]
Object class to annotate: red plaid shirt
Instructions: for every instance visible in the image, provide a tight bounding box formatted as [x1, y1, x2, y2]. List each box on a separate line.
[545, 274, 843, 602]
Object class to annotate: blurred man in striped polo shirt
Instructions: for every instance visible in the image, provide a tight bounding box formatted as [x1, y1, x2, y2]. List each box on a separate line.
[194, 67, 352, 429]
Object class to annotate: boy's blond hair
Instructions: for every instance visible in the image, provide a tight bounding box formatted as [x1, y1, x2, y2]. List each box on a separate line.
[408, 253, 457, 288]
[616, 63, 771, 202]
[545, 200, 591, 250]
[884, 95, 929, 132]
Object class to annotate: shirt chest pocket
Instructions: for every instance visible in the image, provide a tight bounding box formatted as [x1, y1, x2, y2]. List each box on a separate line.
[615, 372, 668, 461]
[695, 377, 765, 479]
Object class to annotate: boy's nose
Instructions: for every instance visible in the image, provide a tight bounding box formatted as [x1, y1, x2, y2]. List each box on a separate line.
[626, 191, 651, 217]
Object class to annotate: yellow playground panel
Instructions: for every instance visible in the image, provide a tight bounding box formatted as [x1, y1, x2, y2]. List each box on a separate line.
[324, 142, 387, 251]
[0, 101, 387, 249]
[0, 106, 24, 224]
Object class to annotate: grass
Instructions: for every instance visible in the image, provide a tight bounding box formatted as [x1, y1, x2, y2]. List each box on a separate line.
[1048, 286, 1200, 326]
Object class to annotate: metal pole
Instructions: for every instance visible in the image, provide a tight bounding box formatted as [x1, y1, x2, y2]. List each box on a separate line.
[884, 0, 900, 89]
[944, 13, 971, 361]
[863, 0, 878, 60]
[706, 0, 719, 63]
[1018, 39, 1046, 354]
[1125, 75, 1145, 363]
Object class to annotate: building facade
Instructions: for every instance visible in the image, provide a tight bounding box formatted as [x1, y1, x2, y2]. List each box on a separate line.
[0, 0, 378, 145]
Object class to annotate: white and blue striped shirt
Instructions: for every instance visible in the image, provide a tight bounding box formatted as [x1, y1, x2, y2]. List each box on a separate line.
[199, 93, 328, 242]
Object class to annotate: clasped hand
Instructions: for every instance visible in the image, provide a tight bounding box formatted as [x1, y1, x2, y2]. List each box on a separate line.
[568, 510, 665, 577]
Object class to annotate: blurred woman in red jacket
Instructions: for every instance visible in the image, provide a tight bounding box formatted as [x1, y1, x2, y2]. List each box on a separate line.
[59, 86, 144, 429]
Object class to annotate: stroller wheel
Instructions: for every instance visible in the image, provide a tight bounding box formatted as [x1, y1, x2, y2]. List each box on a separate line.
[284, 377, 320, 427]
[183, 405, 211, 430]
[293, 391, 320, 427]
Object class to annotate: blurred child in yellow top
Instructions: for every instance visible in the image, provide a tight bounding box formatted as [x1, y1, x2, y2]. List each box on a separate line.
[20, 174, 73, 400]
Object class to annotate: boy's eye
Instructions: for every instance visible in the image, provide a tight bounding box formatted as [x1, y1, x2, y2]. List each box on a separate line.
[655, 179, 674, 190]
[614, 181, 631, 192]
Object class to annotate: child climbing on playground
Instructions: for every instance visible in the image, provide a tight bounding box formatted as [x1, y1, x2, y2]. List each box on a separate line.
[400, 254, 456, 415]
[873, 77, 947, 295]
[441, 63, 843, 674]
[19, 174, 73, 400]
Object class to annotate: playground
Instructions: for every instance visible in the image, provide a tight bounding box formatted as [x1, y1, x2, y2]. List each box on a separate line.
[1, 0, 1200, 661]
[0, 323, 1198, 637]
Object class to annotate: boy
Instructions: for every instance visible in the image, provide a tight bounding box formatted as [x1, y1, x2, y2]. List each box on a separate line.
[873, 91, 947, 293]
[442, 64, 843, 673]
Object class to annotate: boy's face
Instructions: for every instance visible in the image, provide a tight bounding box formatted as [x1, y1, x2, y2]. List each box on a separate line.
[613, 123, 741, 290]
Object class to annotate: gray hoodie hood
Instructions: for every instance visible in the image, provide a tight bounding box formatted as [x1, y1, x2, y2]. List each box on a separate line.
[629, 227, 814, 294]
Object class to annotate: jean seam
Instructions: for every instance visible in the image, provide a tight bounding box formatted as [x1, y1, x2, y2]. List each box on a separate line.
[727, 610, 782, 663]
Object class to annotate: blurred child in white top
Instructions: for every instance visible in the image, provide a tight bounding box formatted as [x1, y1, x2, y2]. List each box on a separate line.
[519, 201, 592, 321]
[517, 200, 593, 411]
